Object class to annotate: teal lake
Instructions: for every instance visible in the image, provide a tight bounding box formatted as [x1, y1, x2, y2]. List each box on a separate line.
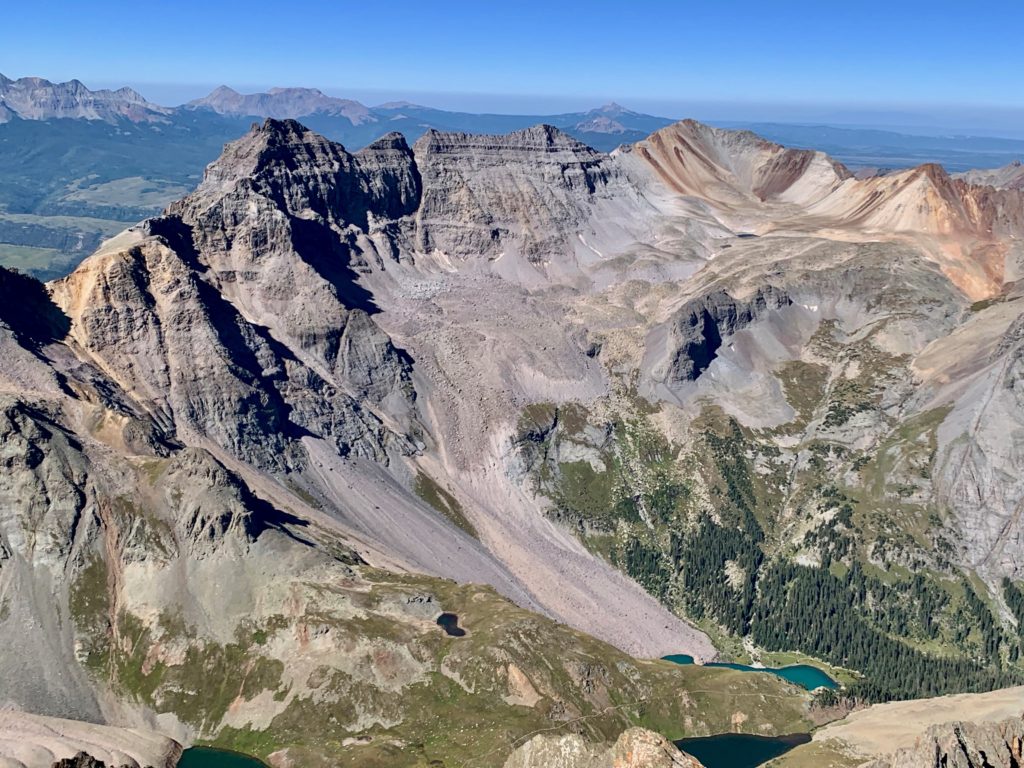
[663, 655, 838, 690]
[674, 732, 811, 768]
[178, 747, 267, 767]
[663, 653, 696, 665]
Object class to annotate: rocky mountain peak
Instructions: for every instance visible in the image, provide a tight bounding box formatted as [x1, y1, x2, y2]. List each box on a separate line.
[48, 118, 421, 475]
[187, 85, 375, 124]
[208, 84, 239, 98]
[252, 115, 313, 142]
[174, 117, 420, 233]
[593, 101, 638, 117]
[0, 73, 169, 123]
[522, 122, 594, 149]
[363, 130, 413, 152]
[179, 117, 346, 204]
[112, 85, 147, 102]
[915, 161, 952, 183]
[635, 118, 851, 206]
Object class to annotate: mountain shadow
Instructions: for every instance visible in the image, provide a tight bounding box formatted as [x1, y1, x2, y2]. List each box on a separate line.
[0, 266, 71, 346]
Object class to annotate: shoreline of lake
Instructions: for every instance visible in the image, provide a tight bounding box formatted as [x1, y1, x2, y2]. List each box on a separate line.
[662, 653, 838, 690]
[675, 732, 812, 768]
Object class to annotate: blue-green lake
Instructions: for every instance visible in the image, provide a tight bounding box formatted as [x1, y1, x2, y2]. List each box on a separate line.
[178, 747, 267, 767]
[663, 653, 696, 665]
[674, 732, 811, 768]
[663, 655, 837, 690]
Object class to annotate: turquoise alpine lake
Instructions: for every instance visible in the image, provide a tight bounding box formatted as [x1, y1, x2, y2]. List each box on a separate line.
[177, 747, 267, 767]
[662, 655, 838, 690]
[674, 732, 811, 768]
[662, 653, 695, 665]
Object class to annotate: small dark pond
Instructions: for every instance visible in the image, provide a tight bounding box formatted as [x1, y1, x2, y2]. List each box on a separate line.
[663, 655, 837, 690]
[663, 653, 695, 664]
[178, 747, 267, 767]
[436, 612, 466, 636]
[674, 732, 811, 768]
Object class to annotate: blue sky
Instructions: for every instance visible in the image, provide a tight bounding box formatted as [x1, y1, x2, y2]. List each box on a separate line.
[2, 0, 1022, 131]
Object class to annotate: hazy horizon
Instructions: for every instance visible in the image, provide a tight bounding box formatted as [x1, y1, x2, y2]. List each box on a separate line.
[1, 71, 1020, 141]
[4, 0, 1023, 137]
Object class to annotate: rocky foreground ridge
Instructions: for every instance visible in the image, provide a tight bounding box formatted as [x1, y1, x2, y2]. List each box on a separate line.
[3, 115, 1024, 765]
[0, 710, 180, 768]
[863, 715, 1024, 768]
[503, 727, 704, 768]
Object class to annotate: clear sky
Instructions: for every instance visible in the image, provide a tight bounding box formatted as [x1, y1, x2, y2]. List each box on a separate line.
[2, 0, 1022, 132]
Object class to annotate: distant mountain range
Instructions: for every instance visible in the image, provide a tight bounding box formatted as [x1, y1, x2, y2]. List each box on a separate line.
[719, 122, 1024, 173]
[0, 74, 671, 150]
[1, 72, 1023, 281]
[0, 73, 170, 122]
[5, 72, 1024, 165]
[183, 86, 675, 151]
[186, 85, 377, 123]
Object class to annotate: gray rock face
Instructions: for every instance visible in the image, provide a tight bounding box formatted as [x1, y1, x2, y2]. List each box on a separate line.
[412, 124, 619, 260]
[863, 715, 1024, 768]
[0, 371, 320, 717]
[51, 752, 147, 768]
[173, 119, 420, 234]
[160, 447, 310, 557]
[503, 728, 705, 768]
[647, 286, 792, 385]
[0, 397, 103, 720]
[933, 309, 1024, 581]
[0, 398, 89, 570]
[163, 120, 418, 372]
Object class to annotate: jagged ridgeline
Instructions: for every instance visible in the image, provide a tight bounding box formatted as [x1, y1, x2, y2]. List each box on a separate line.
[3, 114, 1024, 766]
